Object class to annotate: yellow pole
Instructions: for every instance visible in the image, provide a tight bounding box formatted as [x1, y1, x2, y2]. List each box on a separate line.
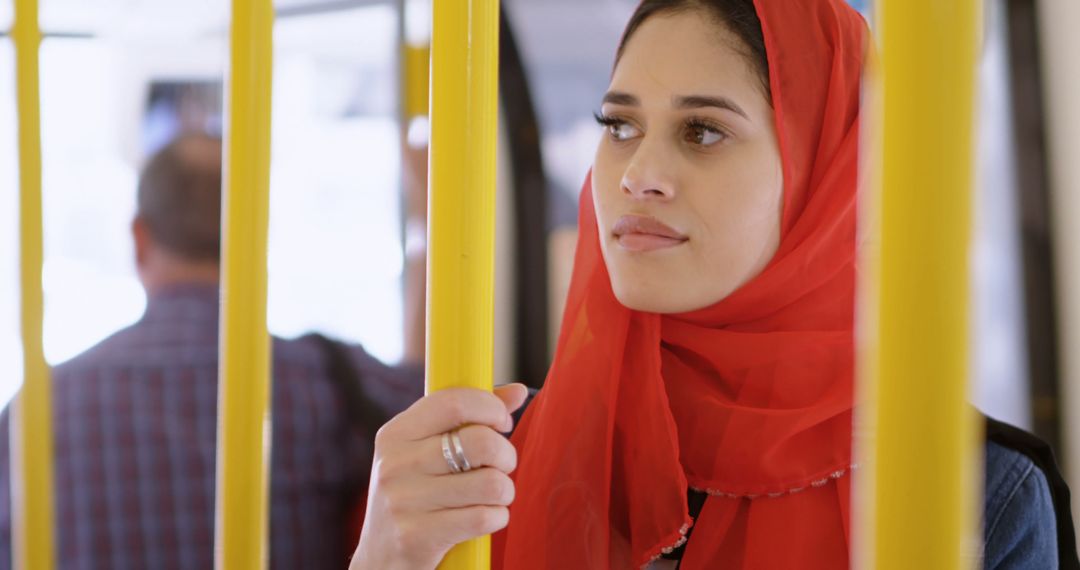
[400, 18, 431, 363]
[867, 0, 982, 568]
[10, 0, 57, 567]
[404, 44, 431, 121]
[426, 0, 499, 569]
[212, 0, 273, 564]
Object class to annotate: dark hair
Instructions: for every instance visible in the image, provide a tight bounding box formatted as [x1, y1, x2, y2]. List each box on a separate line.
[136, 133, 223, 262]
[616, 0, 771, 100]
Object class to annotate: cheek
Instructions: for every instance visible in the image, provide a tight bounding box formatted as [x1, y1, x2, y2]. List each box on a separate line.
[697, 153, 782, 232]
[688, 159, 783, 276]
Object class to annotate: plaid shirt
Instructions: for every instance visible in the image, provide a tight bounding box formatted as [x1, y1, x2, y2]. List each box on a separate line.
[0, 285, 423, 570]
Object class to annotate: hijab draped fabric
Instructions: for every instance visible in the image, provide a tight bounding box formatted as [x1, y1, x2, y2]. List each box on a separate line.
[497, 1, 867, 567]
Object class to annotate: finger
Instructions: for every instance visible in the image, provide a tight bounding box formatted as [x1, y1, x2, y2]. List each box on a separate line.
[380, 424, 517, 480]
[397, 468, 515, 511]
[418, 424, 518, 476]
[417, 506, 510, 551]
[385, 388, 511, 442]
[494, 383, 529, 417]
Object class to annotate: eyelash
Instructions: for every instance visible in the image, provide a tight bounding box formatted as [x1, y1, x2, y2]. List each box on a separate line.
[593, 112, 622, 129]
[593, 112, 730, 147]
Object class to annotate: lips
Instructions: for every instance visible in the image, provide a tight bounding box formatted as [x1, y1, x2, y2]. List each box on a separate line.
[612, 215, 688, 252]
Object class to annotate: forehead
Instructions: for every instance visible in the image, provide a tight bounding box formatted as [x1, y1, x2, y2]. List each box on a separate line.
[610, 11, 765, 108]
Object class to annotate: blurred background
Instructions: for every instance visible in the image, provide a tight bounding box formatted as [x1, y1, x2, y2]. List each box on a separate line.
[1, 0, 1078, 519]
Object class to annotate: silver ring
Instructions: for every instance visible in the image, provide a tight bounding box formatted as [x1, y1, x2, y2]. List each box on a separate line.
[441, 432, 462, 473]
[450, 430, 472, 472]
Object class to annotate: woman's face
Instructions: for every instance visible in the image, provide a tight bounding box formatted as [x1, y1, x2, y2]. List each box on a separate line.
[593, 10, 783, 314]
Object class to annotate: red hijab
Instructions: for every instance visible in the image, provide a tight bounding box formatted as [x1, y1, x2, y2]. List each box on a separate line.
[497, 1, 867, 567]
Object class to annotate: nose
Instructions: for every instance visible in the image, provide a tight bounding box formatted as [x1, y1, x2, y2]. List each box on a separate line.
[620, 141, 676, 201]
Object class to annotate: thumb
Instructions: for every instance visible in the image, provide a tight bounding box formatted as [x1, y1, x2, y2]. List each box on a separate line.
[494, 382, 529, 414]
[493, 383, 530, 432]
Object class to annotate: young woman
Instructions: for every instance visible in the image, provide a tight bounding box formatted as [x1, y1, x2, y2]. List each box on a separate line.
[351, 1, 1067, 568]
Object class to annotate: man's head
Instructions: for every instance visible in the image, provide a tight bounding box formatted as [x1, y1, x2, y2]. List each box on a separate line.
[133, 133, 223, 293]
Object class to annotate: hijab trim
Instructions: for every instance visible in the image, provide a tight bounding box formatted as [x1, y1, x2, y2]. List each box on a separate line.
[642, 522, 693, 568]
[691, 463, 858, 499]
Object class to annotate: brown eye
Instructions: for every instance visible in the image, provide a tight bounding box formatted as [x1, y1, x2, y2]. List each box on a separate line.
[684, 121, 727, 147]
[594, 112, 642, 143]
[609, 121, 640, 142]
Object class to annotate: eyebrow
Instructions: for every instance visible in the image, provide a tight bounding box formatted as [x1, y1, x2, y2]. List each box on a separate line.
[674, 95, 749, 120]
[601, 91, 640, 107]
[601, 91, 750, 120]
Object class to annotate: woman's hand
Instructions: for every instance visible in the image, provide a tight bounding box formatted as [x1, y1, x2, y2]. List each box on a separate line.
[350, 383, 529, 570]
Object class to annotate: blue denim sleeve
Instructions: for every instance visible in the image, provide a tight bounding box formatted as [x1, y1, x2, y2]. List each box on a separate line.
[984, 441, 1059, 569]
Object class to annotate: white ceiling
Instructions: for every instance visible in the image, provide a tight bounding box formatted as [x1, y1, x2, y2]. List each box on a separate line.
[0, 0, 637, 132]
[1, 0, 635, 39]
[0, 0, 388, 37]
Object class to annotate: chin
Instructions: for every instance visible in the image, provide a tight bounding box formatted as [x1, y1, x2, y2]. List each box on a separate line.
[611, 279, 706, 314]
[601, 243, 743, 314]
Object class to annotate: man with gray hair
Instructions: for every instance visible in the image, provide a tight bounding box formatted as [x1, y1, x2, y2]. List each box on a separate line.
[0, 133, 423, 569]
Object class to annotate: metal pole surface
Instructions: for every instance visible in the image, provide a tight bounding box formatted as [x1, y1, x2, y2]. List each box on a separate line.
[213, 0, 274, 565]
[11, 0, 56, 566]
[867, 1, 982, 568]
[426, 0, 499, 568]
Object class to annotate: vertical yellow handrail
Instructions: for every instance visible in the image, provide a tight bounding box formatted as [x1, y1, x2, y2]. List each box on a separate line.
[11, 0, 57, 568]
[400, 4, 431, 364]
[404, 43, 430, 121]
[426, 1, 499, 569]
[213, 0, 274, 565]
[865, 0, 982, 568]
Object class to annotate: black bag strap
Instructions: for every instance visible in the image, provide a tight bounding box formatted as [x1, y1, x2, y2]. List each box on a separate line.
[305, 333, 390, 437]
